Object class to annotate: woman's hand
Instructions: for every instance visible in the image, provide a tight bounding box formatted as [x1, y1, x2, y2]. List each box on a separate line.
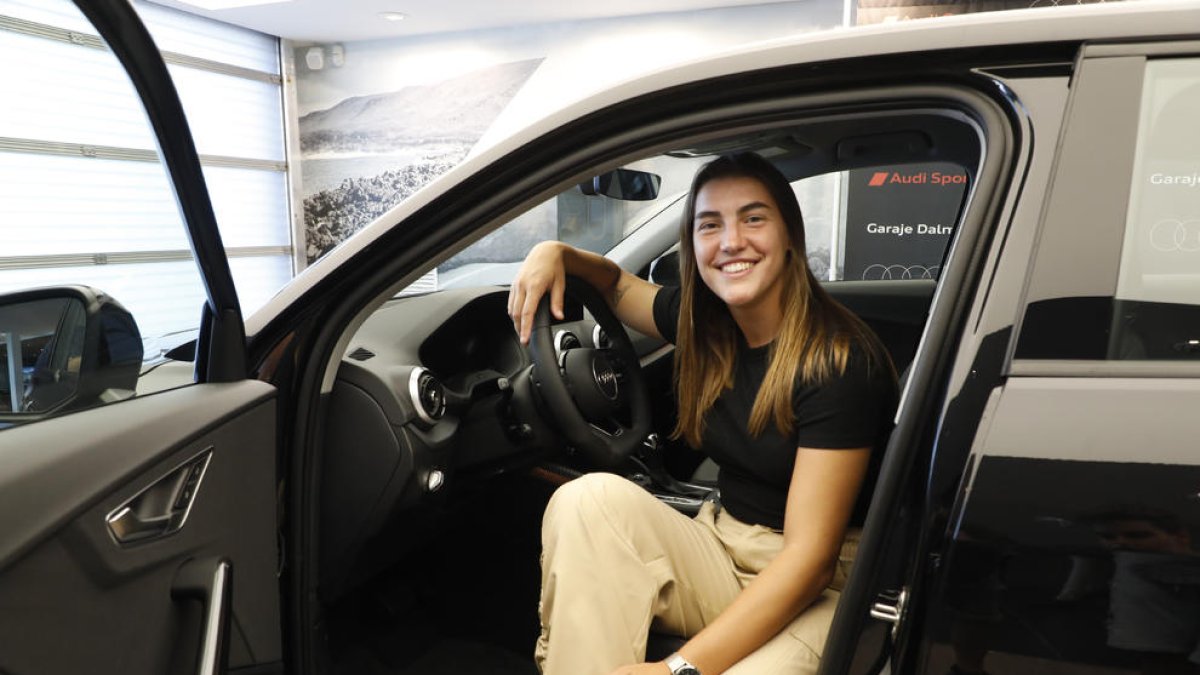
[508, 241, 567, 344]
[507, 240, 660, 343]
[609, 662, 669, 675]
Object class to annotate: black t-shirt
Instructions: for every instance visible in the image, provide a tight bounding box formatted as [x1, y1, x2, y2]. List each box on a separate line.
[652, 286, 897, 530]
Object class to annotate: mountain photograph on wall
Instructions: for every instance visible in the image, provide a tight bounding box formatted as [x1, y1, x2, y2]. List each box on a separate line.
[298, 58, 543, 263]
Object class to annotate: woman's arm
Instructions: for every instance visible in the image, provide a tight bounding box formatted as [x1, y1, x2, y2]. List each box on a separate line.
[508, 241, 661, 344]
[615, 446, 871, 675]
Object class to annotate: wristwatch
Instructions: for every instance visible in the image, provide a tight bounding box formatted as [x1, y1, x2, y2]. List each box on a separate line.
[665, 652, 701, 675]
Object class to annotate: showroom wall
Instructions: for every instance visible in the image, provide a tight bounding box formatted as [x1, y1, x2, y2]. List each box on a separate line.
[290, 0, 843, 264]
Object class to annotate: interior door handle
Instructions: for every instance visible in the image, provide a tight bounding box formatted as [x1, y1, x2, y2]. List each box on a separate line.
[172, 557, 232, 675]
[107, 449, 212, 544]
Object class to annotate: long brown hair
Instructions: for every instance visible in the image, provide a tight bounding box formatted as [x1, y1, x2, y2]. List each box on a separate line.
[673, 152, 893, 447]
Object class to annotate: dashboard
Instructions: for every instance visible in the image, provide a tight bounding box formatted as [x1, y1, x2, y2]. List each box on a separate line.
[318, 285, 592, 600]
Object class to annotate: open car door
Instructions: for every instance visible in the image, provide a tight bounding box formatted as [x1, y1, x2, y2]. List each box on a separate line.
[0, 1, 281, 673]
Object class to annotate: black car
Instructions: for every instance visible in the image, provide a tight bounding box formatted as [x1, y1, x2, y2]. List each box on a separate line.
[2, 2, 1200, 674]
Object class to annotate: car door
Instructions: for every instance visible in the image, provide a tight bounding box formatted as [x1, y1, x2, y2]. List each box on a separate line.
[894, 43, 1200, 675]
[0, 2, 281, 673]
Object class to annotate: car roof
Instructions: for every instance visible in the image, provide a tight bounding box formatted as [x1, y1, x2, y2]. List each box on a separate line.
[247, 0, 1200, 337]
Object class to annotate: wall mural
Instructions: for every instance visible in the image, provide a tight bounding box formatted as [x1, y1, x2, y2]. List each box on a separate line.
[298, 58, 543, 263]
[291, 2, 843, 271]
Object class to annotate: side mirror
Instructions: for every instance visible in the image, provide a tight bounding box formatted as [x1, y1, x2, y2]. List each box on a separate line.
[579, 168, 662, 201]
[0, 286, 142, 423]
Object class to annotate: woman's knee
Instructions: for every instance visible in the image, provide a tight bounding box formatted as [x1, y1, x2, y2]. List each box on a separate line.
[545, 472, 642, 518]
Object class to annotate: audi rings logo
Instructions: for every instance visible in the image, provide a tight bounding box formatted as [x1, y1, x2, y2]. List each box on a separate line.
[1149, 219, 1200, 252]
[861, 264, 940, 280]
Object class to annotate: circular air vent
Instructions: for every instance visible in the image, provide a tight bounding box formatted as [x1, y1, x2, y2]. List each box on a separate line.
[554, 330, 581, 359]
[408, 367, 446, 425]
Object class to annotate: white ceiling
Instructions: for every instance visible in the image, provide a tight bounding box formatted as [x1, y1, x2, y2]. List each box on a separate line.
[146, 0, 797, 44]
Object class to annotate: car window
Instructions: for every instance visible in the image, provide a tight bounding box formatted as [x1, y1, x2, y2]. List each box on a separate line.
[0, 3, 207, 422]
[432, 155, 709, 291]
[1017, 57, 1200, 362]
[838, 162, 967, 281]
[432, 152, 968, 292]
[1113, 58, 1200, 358]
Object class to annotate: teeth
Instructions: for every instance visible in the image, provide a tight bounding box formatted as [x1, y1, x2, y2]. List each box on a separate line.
[722, 261, 754, 273]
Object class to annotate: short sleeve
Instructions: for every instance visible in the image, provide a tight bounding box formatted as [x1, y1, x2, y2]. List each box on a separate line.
[792, 349, 897, 449]
[652, 285, 681, 344]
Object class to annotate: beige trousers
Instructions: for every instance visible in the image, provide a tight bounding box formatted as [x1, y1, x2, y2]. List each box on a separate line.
[535, 473, 855, 675]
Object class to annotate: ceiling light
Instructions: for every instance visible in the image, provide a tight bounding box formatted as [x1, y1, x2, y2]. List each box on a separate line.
[173, 0, 291, 9]
[379, 11, 408, 21]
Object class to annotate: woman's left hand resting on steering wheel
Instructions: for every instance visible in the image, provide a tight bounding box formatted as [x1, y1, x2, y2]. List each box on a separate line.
[507, 240, 661, 345]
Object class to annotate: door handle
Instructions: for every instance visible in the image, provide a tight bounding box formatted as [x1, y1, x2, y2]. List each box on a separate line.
[172, 557, 232, 675]
[107, 449, 212, 544]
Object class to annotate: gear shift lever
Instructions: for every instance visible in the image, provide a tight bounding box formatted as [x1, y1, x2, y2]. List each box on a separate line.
[631, 434, 712, 498]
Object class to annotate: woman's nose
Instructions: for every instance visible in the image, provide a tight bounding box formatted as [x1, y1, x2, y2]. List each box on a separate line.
[720, 223, 744, 251]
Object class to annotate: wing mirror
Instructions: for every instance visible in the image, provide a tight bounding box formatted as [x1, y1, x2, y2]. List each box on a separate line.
[0, 286, 142, 423]
[580, 168, 662, 201]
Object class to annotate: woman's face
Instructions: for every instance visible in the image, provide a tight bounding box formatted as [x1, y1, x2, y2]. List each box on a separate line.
[691, 175, 790, 316]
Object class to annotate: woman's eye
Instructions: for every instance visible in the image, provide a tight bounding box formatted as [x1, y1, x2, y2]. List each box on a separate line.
[696, 221, 717, 231]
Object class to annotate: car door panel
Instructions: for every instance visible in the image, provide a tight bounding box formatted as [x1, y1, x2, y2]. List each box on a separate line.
[919, 377, 1200, 672]
[0, 381, 281, 674]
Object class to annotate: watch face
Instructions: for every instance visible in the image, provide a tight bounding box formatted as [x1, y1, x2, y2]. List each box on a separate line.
[677, 669, 700, 675]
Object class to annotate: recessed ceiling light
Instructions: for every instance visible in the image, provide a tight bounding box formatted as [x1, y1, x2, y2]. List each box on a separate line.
[173, 0, 291, 9]
[379, 11, 408, 22]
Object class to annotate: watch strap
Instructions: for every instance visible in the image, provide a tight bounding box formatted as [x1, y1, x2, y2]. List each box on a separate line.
[665, 652, 701, 675]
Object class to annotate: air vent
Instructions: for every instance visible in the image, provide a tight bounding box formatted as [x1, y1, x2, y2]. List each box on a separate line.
[554, 330, 581, 359]
[408, 367, 446, 425]
[592, 325, 611, 349]
[348, 347, 375, 361]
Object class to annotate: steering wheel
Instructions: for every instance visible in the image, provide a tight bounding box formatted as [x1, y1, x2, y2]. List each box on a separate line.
[527, 275, 652, 469]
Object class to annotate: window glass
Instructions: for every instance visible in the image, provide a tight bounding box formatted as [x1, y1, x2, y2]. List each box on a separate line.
[169, 65, 285, 161]
[433, 155, 709, 291]
[839, 162, 966, 281]
[1118, 59, 1200, 306]
[1017, 58, 1200, 362]
[0, 29, 160, 150]
[0, 0, 291, 355]
[429, 150, 967, 293]
[0, 2, 212, 424]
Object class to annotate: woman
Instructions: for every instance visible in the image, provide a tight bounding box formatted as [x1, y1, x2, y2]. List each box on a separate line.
[508, 152, 897, 675]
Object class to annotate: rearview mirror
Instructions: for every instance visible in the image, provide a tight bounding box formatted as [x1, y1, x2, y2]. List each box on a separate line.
[0, 286, 142, 423]
[579, 168, 662, 201]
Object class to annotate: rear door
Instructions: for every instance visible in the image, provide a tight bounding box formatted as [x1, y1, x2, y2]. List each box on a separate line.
[0, 1, 281, 672]
[909, 44, 1200, 674]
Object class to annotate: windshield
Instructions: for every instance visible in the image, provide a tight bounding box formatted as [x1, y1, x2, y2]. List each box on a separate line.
[411, 155, 710, 293]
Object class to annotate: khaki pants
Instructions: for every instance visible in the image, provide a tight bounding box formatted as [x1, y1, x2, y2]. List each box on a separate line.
[535, 473, 855, 675]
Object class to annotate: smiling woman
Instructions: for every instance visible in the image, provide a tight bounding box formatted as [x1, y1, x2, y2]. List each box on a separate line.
[508, 152, 897, 675]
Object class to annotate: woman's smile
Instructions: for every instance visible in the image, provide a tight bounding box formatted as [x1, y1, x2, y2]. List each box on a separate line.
[718, 260, 757, 275]
[693, 176, 788, 326]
